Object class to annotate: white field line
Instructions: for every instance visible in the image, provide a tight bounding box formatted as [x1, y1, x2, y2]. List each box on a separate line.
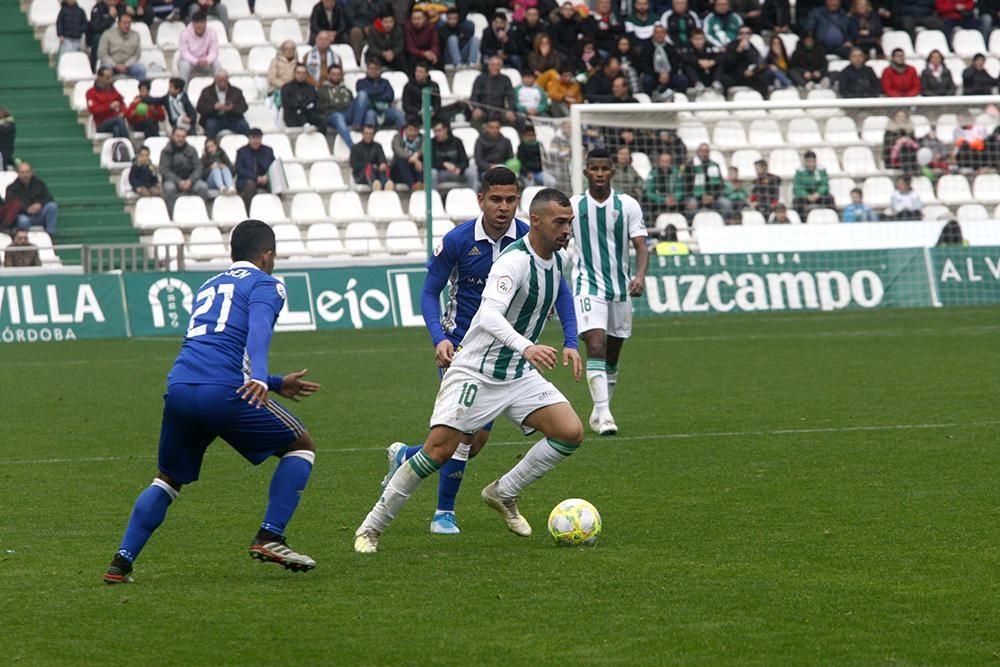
[2, 420, 998, 466]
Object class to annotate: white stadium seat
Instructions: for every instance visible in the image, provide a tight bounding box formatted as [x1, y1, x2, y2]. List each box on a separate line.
[263, 133, 296, 162]
[142, 136, 169, 164]
[218, 47, 248, 75]
[211, 195, 249, 228]
[712, 120, 748, 150]
[171, 196, 211, 229]
[294, 133, 332, 161]
[58, 52, 94, 82]
[249, 193, 289, 223]
[741, 210, 766, 226]
[219, 133, 249, 162]
[269, 18, 304, 46]
[100, 138, 135, 169]
[332, 44, 359, 72]
[520, 185, 543, 213]
[133, 197, 173, 231]
[255, 0, 292, 18]
[692, 211, 724, 228]
[366, 191, 405, 222]
[232, 19, 269, 49]
[306, 223, 346, 255]
[409, 190, 447, 220]
[150, 227, 185, 265]
[432, 218, 455, 241]
[450, 69, 479, 99]
[768, 88, 801, 119]
[824, 116, 860, 146]
[281, 162, 310, 193]
[953, 29, 987, 59]
[452, 127, 480, 157]
[861, 115, 890, 144]
[374, 129, 397, 160]
[911, 176, 938, 205]
[936, 174, 973, 204]
[385, 220, 425, 255]
[841, 146, 879, 176]
[829, 177, 857, 208]
[344, 221, 384, 255]
[207, 20, 230, 45]
[768, 148, 802, 179]
[990, 29, 1000, 56]
[812, 147, 842, 176]
[676, 122, 710, 149]
[862, 176, 895, 209]
[973, 173, 1000, 204]
[156, 21, 185, 50]
[881, 30, 916, 57]
[222, 0, 253, 19]
[445, 188, 480, 221]
[290, 0, 316, 18]
[730, 149, 763, 180]
[787, 117, 821, 147]
[29, 0, 60, 26]
[247, 46, 277, 75]
[328, 191, 369, 223]
[915, 30, 950, 57]
[291, 193, 328, 224]
[748, 118, 784, 147]
[806, 208, 840, 224]
[957, 203, 989, 221]
[273, 223, 307, 257]
[309, 161, 348, 192]
[631, 151, 651, 181]
[188, 225, 228, 260]
[429, 69, 454, 103]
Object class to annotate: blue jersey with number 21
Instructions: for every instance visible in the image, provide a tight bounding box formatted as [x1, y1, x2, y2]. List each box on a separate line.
[167, 261, 286, 388]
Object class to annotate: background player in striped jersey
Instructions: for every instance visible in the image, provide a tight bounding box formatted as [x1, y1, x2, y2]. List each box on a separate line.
[381, 167, 577, 536]
[354, 189, 584, 553]
[571, 148, 649, 436]
[103, 220, 321, 583]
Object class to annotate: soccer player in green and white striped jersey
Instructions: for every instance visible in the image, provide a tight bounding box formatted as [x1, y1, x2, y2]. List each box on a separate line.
[354, 189, 584, 553]
[571, 148, 649, 436]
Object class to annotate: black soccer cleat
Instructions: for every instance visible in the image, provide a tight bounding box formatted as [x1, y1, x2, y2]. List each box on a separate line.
[248, 532, 316, 572]
[103, 554, 134, 585]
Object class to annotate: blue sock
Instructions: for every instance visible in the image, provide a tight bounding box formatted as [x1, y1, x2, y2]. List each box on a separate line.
[117, 479, 177, 563]
[261, 451, 314, 536]
[437, 442, 471, 513]
[403, 445, 423, 460]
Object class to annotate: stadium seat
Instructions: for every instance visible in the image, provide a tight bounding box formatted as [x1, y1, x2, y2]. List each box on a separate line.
[328, 191, 370, 222]
[692, 211, 724, 228]
[247, 46, 277, 75]
[768, 148, 802, 179]
[222, 0, 253, 19]
[117, 169, 134, 199]
[432, 218, 455, 241]
[828, 177, 857, 208]
[219, 133, 249, 162]
[936, 174, 973, 204]
[156, 21, 185, 49]
[500, 126, 520, 153]
[519, 185, 543, 213]
[273, 223, 307, 257]
[71, 80, 90, 111]
[911, 176, 938, 205]
[712, 120, 748, 150]
[777, 32, 799, 55]
[263, 133, 296, 162]
[113, 77, 140, 102]
[784, 209, 803, 224]
[374, 129, 397, 160]
[862, 176, 894, 209]
[100, 138, 135, 169]
[972, 173, 1000, 204]
[171, 196, 211, 229]
[677, 122, 710, 149]
[280, 162, 309, 193]
[935, 113, 958, 142]
[922, 204, 951, 221]
[57, 52, 94, 82]
[332, 134, 355, 162]
[993, 203, 1000, 219]
[631, 151, 651, 181]
[141, 136, 169, 164]
[255, 0, 292, 18]
[868, 59, 889, 78]
[841, 146, 879, 176]
[231, 76, 261, 103]
[294, 132, 332, 161]
[133, 197, 173, 231]
[385, 220, 425, 255]
[207, 19, 230, 45]
[768, 88, 801, 119]
[187, 76, 214, 106]
[881, 30, 916, 57]
[915, 30, 950, 57]
[741, 210, 766, 226]
[428, 69, 454, 103]
[27, 231, 60, 265]
[812, 147, 842, 176]
[804, 88, 838, 118]
[990, 29, 1000, 56]
[748, 118, 784, 147]
[244, 104, 280, 133]
[787, 117, 821, 147]
[130, 21, 154, 48]
[952, 29, 987, 59]
[141, 48, 169, 75]
[452, 127, 480, 157]
[344, 221, 384, 255]
[188, 226, 228, 260]
[232, 19, 269, 49]
[217, 47, 248, 75]
[211, 195, 249, 228]
[409, 190, 447, 219]
[308, 161, 348, 192]
[824, 116, 860, 146]
[445, 188, 480, 221]
[806, 208, 840, 224]
[331, 44, 359, 72]
[249, 193, 289, 223]
[693, 89, 728, 120]
[290, 0, 316, 18]
[305, 222, 346, 255]
[957, 203, 989, 221]
[29, 0, 60, 26]
[861, 115, 890, 144]
[269, 18, 304, 46]
[654, 212, 687, 232]
[451, 69, 479, 99]
[366, 191, 405, 222]
[730, 149, 763, 180]
[290, 192, 328, 224]
[501, 68, 522, 87]
[150, 226, 185, 265]
[730, 90, 766, 119]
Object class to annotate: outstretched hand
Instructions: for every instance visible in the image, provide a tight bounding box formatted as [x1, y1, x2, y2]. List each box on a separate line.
[279, 368, 321, 401]
[563, 348, 582, 381]
[524, 344, 558, 373]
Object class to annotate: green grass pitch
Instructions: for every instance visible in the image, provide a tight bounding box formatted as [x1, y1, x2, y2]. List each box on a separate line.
[2, 306, 1000, 665]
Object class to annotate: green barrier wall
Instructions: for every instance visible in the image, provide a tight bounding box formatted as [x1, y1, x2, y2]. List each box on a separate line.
[1, 248, 998, 342]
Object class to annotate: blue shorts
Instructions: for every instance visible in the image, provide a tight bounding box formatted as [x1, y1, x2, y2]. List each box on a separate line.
[439, 342, 493, 433]
[158, 383, 306, 484]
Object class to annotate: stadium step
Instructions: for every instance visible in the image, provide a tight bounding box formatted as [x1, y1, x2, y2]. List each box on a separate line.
[0, 2, 135, 247]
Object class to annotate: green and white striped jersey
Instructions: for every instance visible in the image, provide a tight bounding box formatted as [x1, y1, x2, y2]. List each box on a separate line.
[452, 237, 567, 382]
[571, 189, 647, 302]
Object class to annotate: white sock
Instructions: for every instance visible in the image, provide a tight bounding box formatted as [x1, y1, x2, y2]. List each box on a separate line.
[586, 359, 609, 412]
[495, 438, 579, 498]
[453, 442, 471, 462]
[360, 451, 439, 533]
[606, 363, 618, 402]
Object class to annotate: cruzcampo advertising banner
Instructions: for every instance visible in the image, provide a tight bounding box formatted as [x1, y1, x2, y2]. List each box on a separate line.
[122, 264, 428, 337]
[0, 274, 128, 342]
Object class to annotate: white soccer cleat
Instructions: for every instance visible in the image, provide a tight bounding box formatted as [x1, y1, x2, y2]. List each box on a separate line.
[353, 527, 380, 554]
[381, 441, 407, 489]
[597, 414, 618, 436]
[481, 480, 532, 537]
[588, 408, 602, 434]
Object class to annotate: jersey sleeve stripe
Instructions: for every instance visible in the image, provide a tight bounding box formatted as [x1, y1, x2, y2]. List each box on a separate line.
[614, 194, 629, 298]
[513, 263, 556, 379]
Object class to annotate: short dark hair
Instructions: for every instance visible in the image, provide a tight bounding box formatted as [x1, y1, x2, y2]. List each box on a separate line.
[754, 159, 767, 167]
[97, 66, 112, 77]
[891, 47, 903, 56]
[479, 165, 519, 194]
[192, 10, 208, 22]
[168, 77, 185, 91]
[138, 79, 151, 91]
[586, 147, 612, 164]
[414, 60, 430, 71]
[803, 150, 816, 159]
[446, 6, 459, 13]
[492, 11, 507, 21]
[230, 219, 276, 262]
[529, 188, 572, 215]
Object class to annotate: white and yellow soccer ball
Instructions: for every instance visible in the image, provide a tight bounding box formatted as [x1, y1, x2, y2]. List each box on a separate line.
[547, 498, 602, 546]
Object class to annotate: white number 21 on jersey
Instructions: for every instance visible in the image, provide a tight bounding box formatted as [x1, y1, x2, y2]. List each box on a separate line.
[187, 283, 235, 338]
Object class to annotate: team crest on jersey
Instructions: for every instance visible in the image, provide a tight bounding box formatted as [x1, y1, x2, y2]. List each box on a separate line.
[276, 283, 287, 300]
[433, 241, 444, 256]
[468, 246, 481, 256]
[496, 275, 513, 294]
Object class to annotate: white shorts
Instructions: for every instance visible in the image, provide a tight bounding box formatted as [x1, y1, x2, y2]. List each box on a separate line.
[429, 367, 568, 435]
[574, 295, 633, 338]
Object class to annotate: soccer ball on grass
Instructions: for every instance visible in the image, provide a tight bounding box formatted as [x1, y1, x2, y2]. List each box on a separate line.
[547, 498, 602, 546]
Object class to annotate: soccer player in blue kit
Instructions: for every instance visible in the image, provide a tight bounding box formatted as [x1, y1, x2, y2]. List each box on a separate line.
[103, 220, 321, 584]
[381, 166, 578, 535]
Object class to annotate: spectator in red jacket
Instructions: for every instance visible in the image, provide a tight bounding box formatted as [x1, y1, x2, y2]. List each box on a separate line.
[125, 80, 166, 137]
[404, 8, 440, 70]
[881, 47, 921, 96]
[936, 0, 979, 38]
[86, 66, 128, 137]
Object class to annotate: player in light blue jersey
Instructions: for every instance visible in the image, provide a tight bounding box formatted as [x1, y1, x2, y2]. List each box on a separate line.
[103, 220, 321, 584]
[382, 167, 578, 535]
